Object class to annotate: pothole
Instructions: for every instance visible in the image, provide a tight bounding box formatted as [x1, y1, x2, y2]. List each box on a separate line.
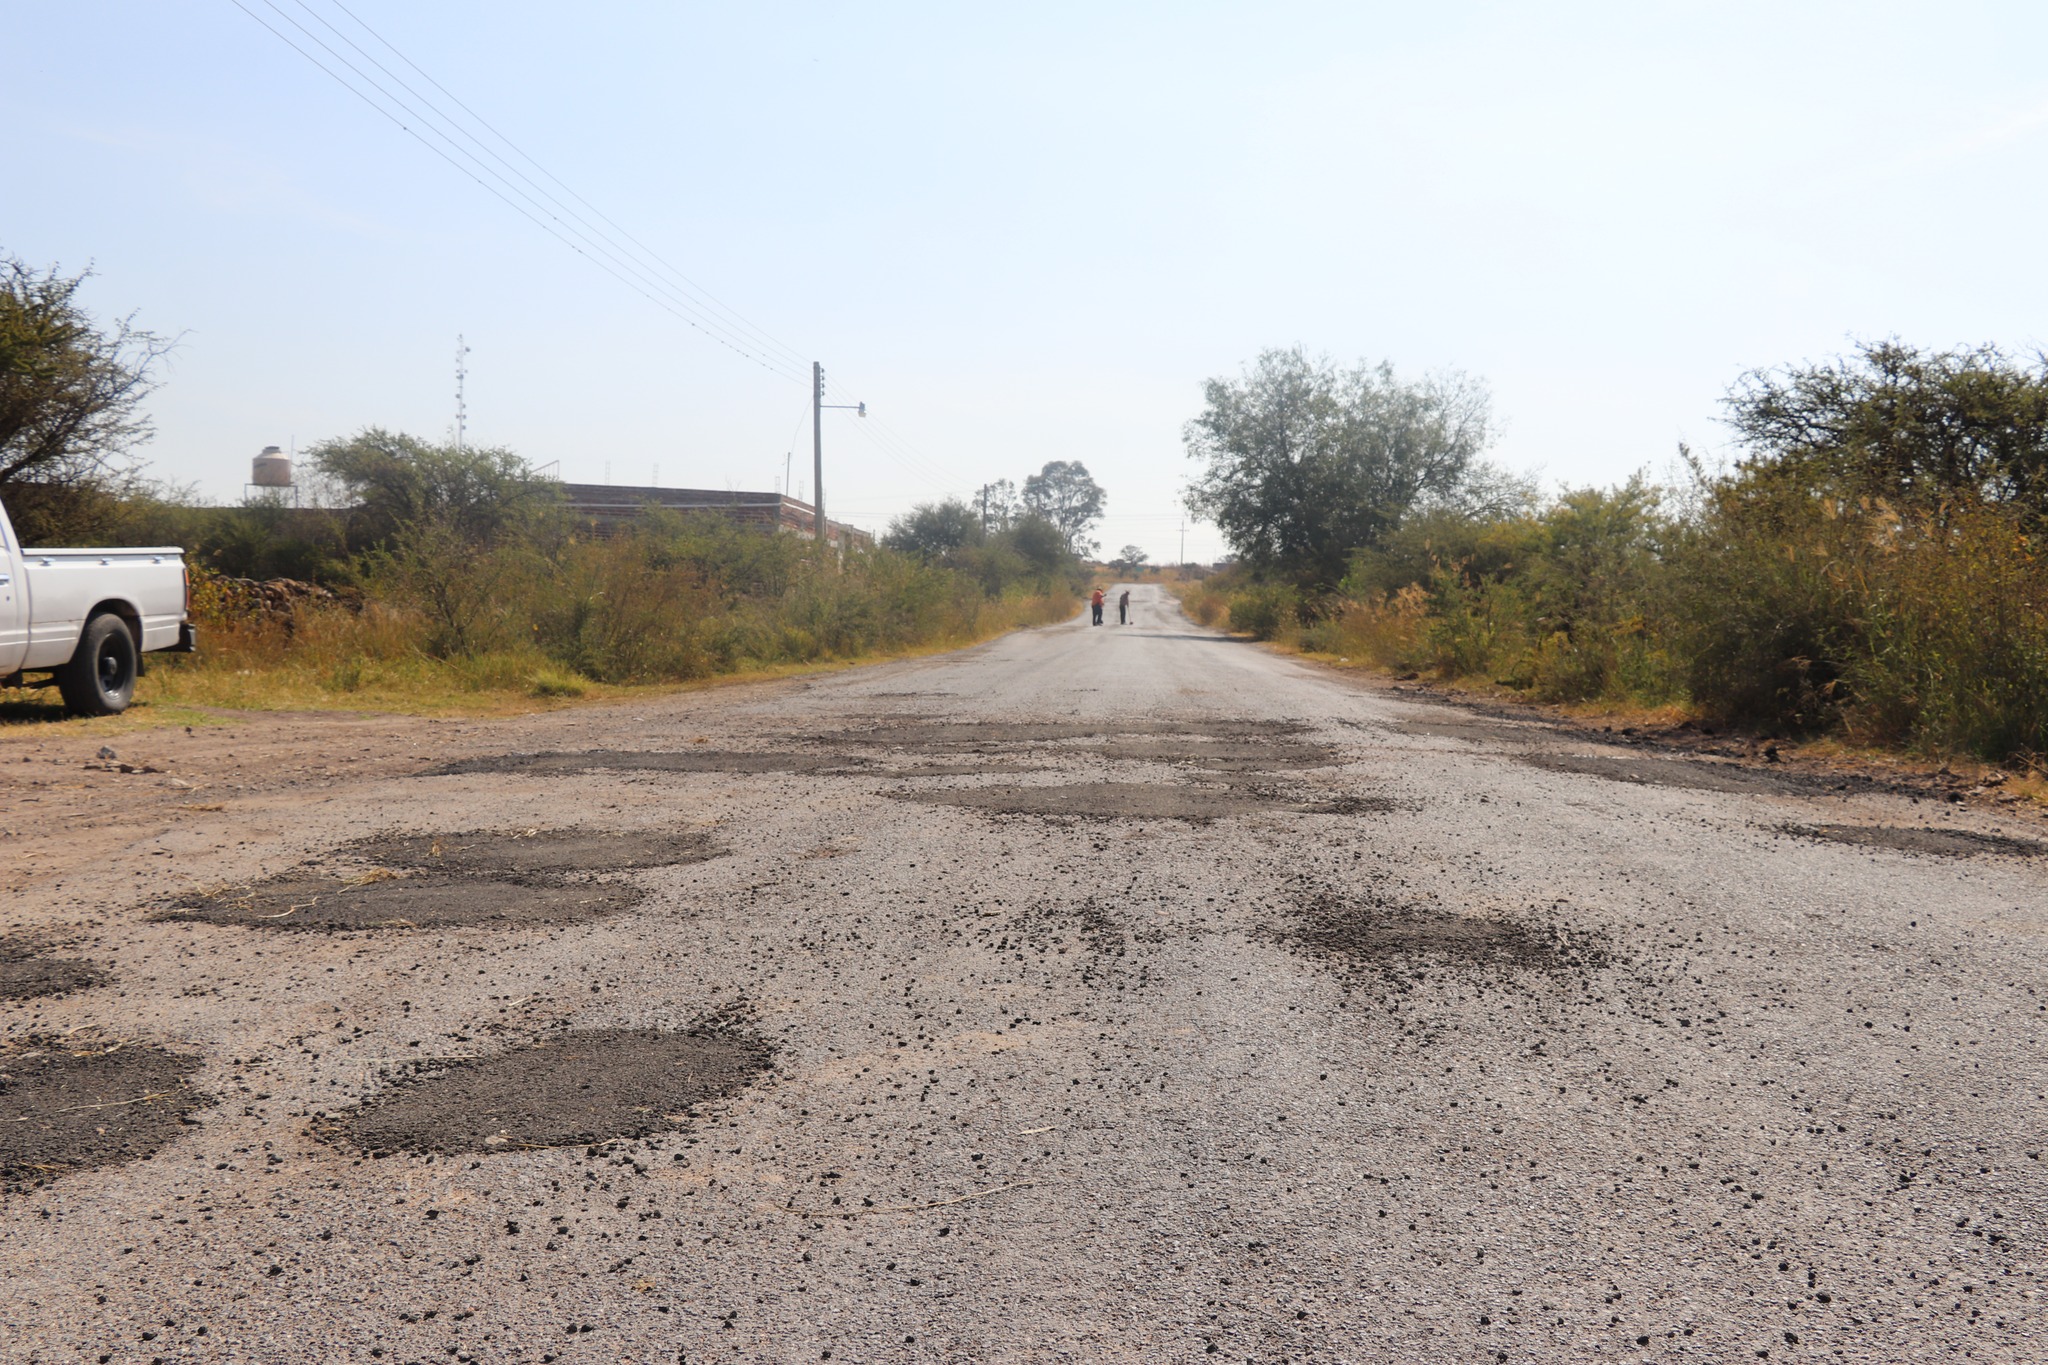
[1, 1039, 208, 1192]
[160, 876, 643, 931]
[347, 828, 725, 877]
[1515, 752, 1788, 794]
[0, 937, 107, 1001]
[892, 781, 1374, 822]
[1288, 894, 1609, 983]
[334, 1027, 773, 1155]
[433, 751, 867, 777]
[1783, 824, 2043, 858]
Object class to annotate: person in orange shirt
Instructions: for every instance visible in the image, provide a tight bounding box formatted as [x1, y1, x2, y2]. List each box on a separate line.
[1090, 588, 1105, 626]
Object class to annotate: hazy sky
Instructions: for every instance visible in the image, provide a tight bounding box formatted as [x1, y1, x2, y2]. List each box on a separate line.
[8, 1, 2047, 560]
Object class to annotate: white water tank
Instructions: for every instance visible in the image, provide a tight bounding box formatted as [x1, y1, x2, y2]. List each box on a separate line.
[252, 446, 293, 487]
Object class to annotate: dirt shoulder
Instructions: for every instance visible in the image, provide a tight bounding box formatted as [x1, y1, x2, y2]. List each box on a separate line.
[0, 676, 810, 899]
[1285, 651, 2048, 822]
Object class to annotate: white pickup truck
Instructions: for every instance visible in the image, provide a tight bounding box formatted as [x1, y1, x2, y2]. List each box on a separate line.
[0, 495, 196, 716]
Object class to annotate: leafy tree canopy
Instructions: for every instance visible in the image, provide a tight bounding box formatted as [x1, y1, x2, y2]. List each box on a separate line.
[1724, 339, 2048, 516]
[1109, 544, 1149, 573]
[973, 479, 1021, 533]
[1183, 348, 1491, 587]
[307, 427, 557, 549]
[1021, 460, 1105, 556]
[883, 498, 984, 561]
[0, 256, 172, 541]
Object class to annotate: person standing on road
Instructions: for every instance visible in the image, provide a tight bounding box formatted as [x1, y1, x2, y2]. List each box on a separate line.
[1091, 588, 1105, 626]
[1118, 589, 1130, 625]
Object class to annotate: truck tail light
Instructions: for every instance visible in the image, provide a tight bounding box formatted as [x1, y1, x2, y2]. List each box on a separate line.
[182, 563, 191, 616]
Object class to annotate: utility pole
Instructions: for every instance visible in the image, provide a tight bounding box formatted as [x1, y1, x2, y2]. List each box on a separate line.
[811, 361, 867, 560]
[812, 362, 825, 551]
[1179, 514, 1186, 569]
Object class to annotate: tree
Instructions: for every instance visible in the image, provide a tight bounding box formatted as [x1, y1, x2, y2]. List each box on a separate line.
[1004, 514, 1072, 577]
[1021, 460, 1105, 556]
[973, 479, 1021, 533]
[883, 498, 983, 561]
[1183, 348, 1491, 587]
[307, 427, 557, 549]
[1723, 340, 2048, 516]
[1109, 544, 1149, 573]
[0, 256, 172, 541]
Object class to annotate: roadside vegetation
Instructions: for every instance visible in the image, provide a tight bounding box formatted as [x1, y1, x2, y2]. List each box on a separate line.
[95, 434, 1087, 715]
[1, 256, 1087, 717]
[1181, 344, 2048, 766]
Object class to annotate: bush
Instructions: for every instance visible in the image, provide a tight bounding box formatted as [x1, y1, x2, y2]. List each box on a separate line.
[1226, 582, 1299, 640]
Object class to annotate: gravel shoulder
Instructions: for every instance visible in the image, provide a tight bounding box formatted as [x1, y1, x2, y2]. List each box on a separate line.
[3, 585, 2044, 1362]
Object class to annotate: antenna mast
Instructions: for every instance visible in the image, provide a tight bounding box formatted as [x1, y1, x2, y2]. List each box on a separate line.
[454, 334, 471, 455]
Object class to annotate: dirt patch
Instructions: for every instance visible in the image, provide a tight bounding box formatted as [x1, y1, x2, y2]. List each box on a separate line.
[347, 827, 725, 877]
[1383, 715, 1550, 745]
[1289, 895, 1609, 981]
[1291, 793, 1402, 816]
[161, 875, 643, 931]
[1, 1040, 208, 1192]
[336, 1027, 773, 1155]
[894, 781, 1357, 822]
[1514, 752, 1790, 795]
[433, 751, 868, 777]
[0, 958, 106, 1001]
[1782, 824, 2044, 858]
[837, 718, 1309, 748]
[880, 763, 1048, 778]
[1095, 737, 1337, 771]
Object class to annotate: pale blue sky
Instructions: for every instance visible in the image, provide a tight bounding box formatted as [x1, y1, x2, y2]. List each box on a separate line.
[8, 1, 2047, 560]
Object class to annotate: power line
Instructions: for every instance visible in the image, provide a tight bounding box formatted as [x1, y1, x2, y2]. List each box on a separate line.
[229, 0, 808, 382]
[323, 0, 812, 376]
[230, 0, 996, 500]
[262, 0, 806, 379]
[300, 0, 814, 376]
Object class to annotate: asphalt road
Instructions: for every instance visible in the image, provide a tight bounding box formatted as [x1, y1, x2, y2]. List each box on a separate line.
[4, 583, 2045, 1364]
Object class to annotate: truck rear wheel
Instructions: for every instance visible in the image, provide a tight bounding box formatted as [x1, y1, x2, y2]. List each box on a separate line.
[58, 613, 138, 717]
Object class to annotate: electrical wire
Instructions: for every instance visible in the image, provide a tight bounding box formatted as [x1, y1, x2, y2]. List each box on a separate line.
[229, 0, 807, 382]
[323, 0, 812, 376]
[294, 0, 814, 377]
[230, 0, 1000, 501]
[268, 0, 805, 380]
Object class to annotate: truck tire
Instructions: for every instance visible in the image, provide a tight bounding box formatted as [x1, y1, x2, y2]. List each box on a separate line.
[57, 612, 139, 717]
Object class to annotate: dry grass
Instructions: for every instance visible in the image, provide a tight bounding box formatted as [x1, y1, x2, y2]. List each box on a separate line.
[91, 589, 1079, 727]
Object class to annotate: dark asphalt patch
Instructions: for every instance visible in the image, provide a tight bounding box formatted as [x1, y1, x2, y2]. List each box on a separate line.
[1289, 894, 1609, 981]
[348, 827, 725, 877]
[160, 876, 643, 931]
[1515, 752, 1789, 794]
[893, 781, 1379, 822]
[432, 750, 869, 777]
[0, 937, 107, 1001]
[336, 1027, 773, 1156]
[1783, 823, 2044, 858]
[1, 1040, 208, 1192]
[0, 957, 105, 1001]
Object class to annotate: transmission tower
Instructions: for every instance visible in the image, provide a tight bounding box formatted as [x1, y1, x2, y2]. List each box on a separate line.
[454, 334, 471, 455]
